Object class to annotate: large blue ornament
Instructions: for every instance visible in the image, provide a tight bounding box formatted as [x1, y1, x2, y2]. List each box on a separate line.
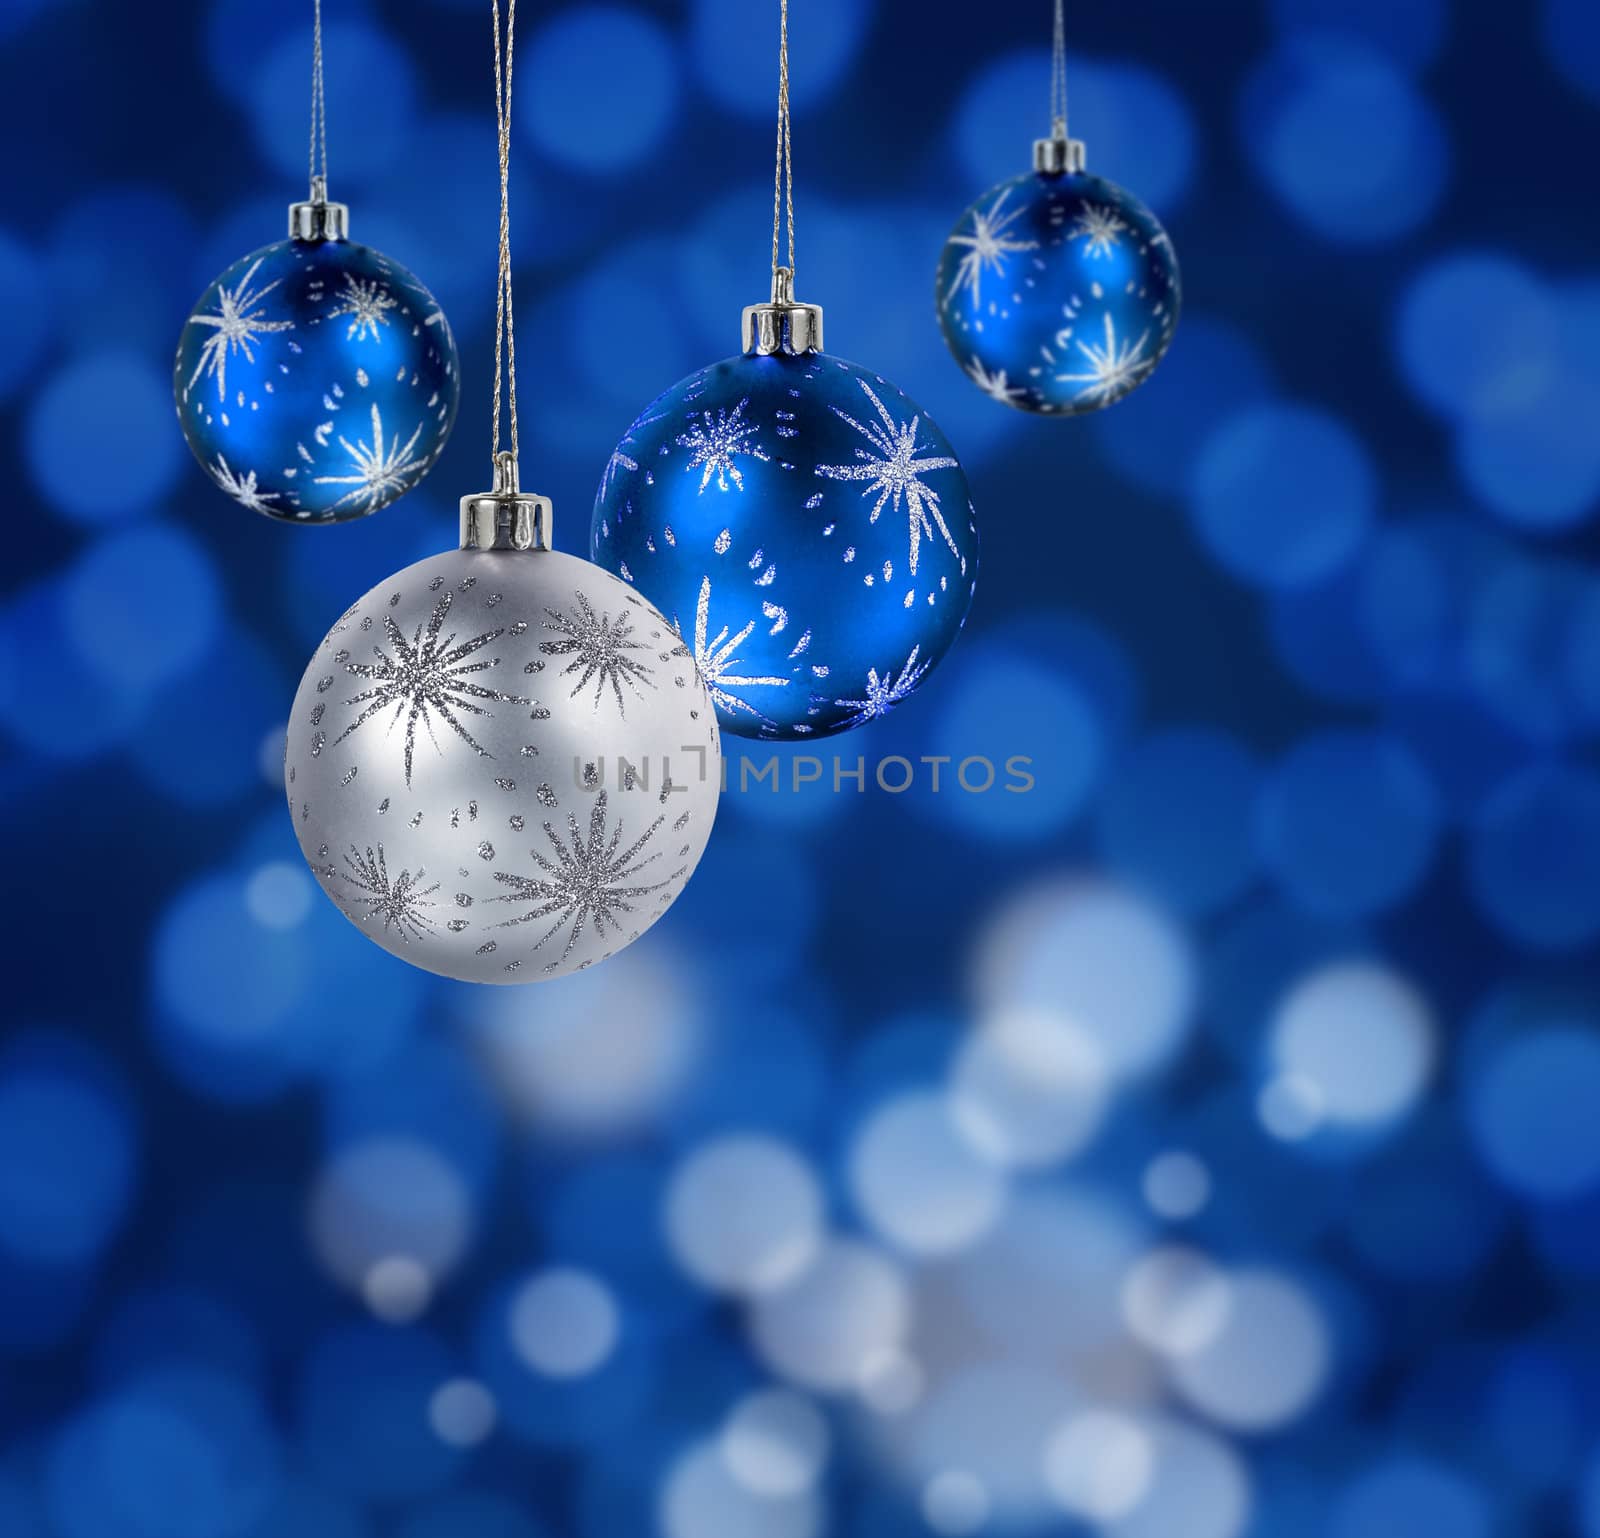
[591, 301, 978, 741]
[174, 199, 458, 524]
[937, 139, 1180, 417]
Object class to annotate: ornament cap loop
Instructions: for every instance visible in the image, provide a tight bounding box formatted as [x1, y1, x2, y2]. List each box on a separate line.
[459, 452, 552, 552]
[1034, 135, 1086, 175]
[289, 176, 350, 242]
[742, 267, 825, 356]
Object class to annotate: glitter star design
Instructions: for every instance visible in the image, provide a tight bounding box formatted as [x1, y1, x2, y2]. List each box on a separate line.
[314, 402, 428, 513]
[601, 409, 666, 500]
[490, 792, 681, 969]
[945, 187, 1038, 307]
[334, 843, 440, 942]
[677, 398, 769, 493]
[334, 588, 530, 787]
[816, 378, 962, 575]
[965, 357, 1027, 405]
[327, 272, 398, 342]
[206, 453, 284, 515]
[1056, 313, 1154, 406]
[539, 591, 657, 715]
[185, 256, 294, 402]
[835, 646, 931, 727]
[1068, 203, 1129, 259]
[684, 575, 789, 728]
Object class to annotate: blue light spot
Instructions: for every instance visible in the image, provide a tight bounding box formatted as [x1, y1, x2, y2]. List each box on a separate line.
[61, 523, 221, 693]
[1456, 373, 1600, 531]
[0, 1031, 137, 1266]
[672, 1006, 830, 1144]
[324, 1037, 499, 1192]
[566, 236, 700, 410]
[1468, 764, 1600, 950]
[1242, 37, 1448, 244]
[0, 229, 51, 402]
[50, 187, 197, 358]
[523, 8, 679, 174]
[0, 579, 148, 760]
[238, 1484, 369, 1538]
[1395, 254, 1556, 423]
[923, 645, 1103, 841]
[248, 22, 416, 183]
[1383, 692, 1527, 822]
[298, 1325, 463, 1500]
[206, 0, 376, 97]
[1543, 0, 1600, 105]
[1259, 730, 1440, 918]
[1356, 522, 1453, 689]
[1467, 1027, 1600, 1199]
[689, 0, 873, 115]
[1091, 314, 1277, 497]
[1270, 0, 1447, 69]
[151, 872, 313, 1104]
[1330, 1456, 1490, 1538]
[46, 1369, 282, 1538]
[27, 354, 180, 522]
[1097, 727, 1263, 916]
[126, 629, 284, 809]
[1268, 560, 1391, 705]
[954, 51, 1195, 212]
[1191, 404, 1376, 590]
[474, 1279, 656, 1448]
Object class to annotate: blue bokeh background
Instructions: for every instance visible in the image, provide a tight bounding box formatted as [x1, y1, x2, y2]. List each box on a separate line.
[4, 1, 1600, 1536]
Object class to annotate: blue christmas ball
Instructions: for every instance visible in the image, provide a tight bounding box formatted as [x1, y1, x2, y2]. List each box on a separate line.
[174, 237, 459, 522]
[937, 169, 1180, 415]
[591, 350, 978, 740]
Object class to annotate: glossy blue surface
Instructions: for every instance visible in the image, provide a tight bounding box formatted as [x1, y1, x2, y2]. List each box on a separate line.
[591, 349, 978, 739]
[937, 168, 1180, 415]
[174, 236, 458, 523]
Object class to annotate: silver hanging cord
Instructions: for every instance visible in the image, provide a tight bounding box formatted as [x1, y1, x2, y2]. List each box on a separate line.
[309, 0, 329, 196]
[770, 0, 794, 294]
[1050, 0, 1068, 140]
[491, 0, 519, 467]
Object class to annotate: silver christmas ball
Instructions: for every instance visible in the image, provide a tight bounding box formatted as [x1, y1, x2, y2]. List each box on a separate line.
[285, 536, 723, 984]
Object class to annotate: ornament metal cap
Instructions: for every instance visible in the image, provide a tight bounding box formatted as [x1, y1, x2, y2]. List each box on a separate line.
[1033, 134, 1087, 175]
[459, 451, 552, 552]
[742, 267, 824, 356]
[288, 176, 350, 242]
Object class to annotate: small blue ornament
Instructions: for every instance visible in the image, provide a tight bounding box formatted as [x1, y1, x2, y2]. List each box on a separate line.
[174, 192, 458, 523]
[592, 281, 978, 741]
[937, 135, 1180, 416]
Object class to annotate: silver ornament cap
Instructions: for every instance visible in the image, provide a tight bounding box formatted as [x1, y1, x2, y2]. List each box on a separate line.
[1034, 133, 1087, 175]
[460, 452, 552, 552]
[289, 175, 350, 243]
[742, 266, 824, 356]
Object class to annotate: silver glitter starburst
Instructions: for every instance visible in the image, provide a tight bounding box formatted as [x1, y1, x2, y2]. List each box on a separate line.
[327, 272, 399, 342]
[490, 791, 681, 970]
[333, 588, 530, 787]
[206, 452, 284, 515]
[314, 402, 428, 513]
[1056, 313, 1154, 405]
[684, 575, 788, 727]
[334, 843, 440, 941]
[816, 378, 962, 575]
[1069, 204, 1129, 259]
[539, 592, 657, 715]
[677, 398, 769, 493]
[835, 645, 931, 727]
[185, 256, 294, 402]
[945, 187, 1039, 307]
[965, 357, 1027, 405]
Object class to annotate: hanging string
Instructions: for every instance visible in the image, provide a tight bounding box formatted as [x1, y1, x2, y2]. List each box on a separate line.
[770, 0, 794, 287]
[1050, 0, 1068, 140]
[491, 0, 519, 466]
[309, 0, 329, 193]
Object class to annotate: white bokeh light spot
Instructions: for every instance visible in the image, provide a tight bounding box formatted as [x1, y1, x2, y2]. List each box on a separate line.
[510, 1267, 621, 1379]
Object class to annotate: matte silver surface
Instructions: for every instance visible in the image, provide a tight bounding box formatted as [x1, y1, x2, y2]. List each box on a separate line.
[285, 546, 723, 984]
